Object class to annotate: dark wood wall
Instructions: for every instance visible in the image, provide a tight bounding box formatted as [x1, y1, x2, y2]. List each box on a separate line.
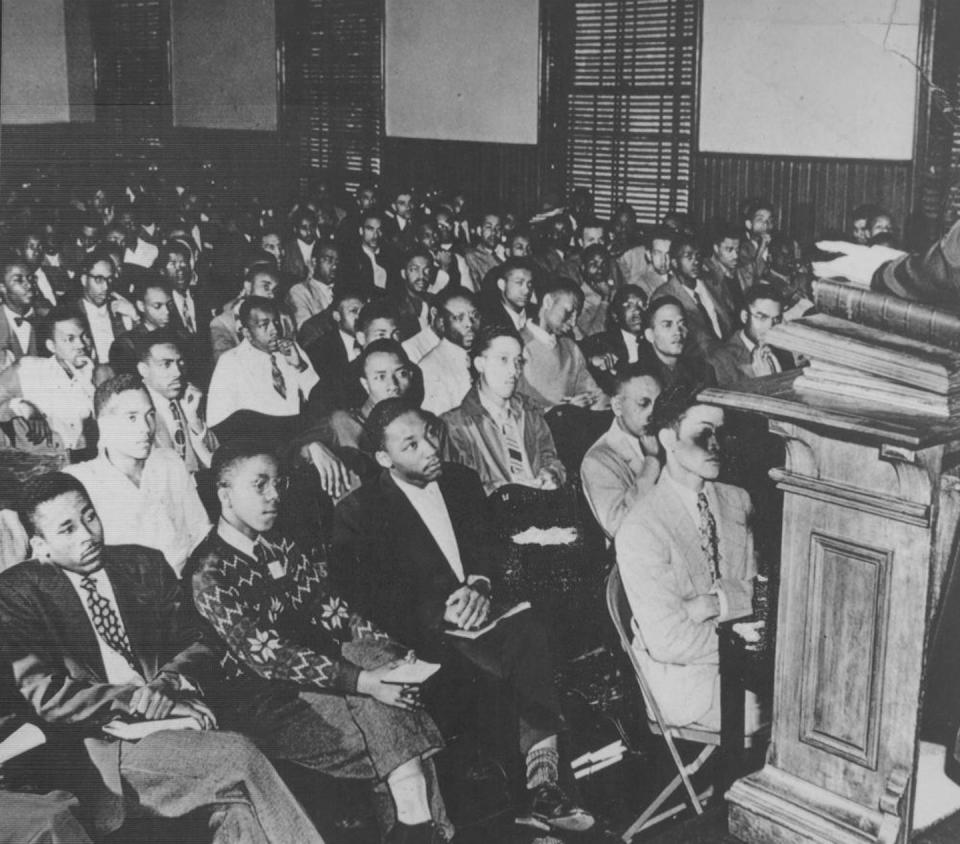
[690, 153, 914, 245]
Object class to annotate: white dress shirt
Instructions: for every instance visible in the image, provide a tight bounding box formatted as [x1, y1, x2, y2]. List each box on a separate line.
[32, 267, 57, 306]
[64, 567, 145, 686]
[340, 330, 361, 363]
[14, 356, 94, 449]
[65, 449, 211, 575]
[392, 475, 465, 582]
[296, 238, 314, 268]
[504, 305, 527, 331]
[681, 281, 723, 339]
[621, 329, 640, 363]
[363, 246, 388, 290]
[82, 299, 116, 363]
[207, 339, 320, 427]
[419, 339, 472, 415]
[4, 306, 32, 353]
[145, 385, 214, 472]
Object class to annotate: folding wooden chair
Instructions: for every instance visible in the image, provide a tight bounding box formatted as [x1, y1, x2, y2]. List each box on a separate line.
[605, 567, 718, 841]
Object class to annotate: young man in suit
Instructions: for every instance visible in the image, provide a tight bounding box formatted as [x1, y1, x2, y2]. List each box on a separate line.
[703, 225, 745, 317]
[282, 208, 317, 284]
[136, 331, 218, 478]
[0, 253, 39, 368]
[332, 400, 594, 834]
[109, 277, 177, 375]
[0, 472, 324, 842]
[710, 284, 789, 388]
[72, 253, 138, 365]
[581, 365, 662, 539]
[186, 441, 450, 844]
[480, 258, 537, 333]
[581, 284, 647, 393]
[638, 297, 717, 393]
[208, 262, 289, 363]
[651, 235, 736, 360]
[615, 383, 759, 730]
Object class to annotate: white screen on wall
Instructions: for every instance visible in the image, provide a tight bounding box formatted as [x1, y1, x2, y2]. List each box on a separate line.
[699, 0, 920, 160]
[385, 0, 540, 145]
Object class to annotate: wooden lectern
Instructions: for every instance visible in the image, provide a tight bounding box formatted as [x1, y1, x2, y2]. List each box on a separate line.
[701, 371, 960, 844]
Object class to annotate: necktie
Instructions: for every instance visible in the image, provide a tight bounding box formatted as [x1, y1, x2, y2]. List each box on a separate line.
[181, 294, 195, 334]
[500, 413, 529, 482]
[752, 345, 780, 377]
[169, 400, 188, 460]
[80, 575, 141, 674]
[13, 317, 24, 328]
[691, 289, 721, 339]
[697, 492, 722, 582]
[270, 354, 287, 399]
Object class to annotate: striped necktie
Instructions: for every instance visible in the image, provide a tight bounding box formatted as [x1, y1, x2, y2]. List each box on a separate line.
[500, 413, 529, 482]
[270, 354, 287, 399]
[697, 491, 722, 582]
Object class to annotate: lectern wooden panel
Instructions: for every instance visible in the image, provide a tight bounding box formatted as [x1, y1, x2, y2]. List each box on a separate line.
[701, 372, 960, 844]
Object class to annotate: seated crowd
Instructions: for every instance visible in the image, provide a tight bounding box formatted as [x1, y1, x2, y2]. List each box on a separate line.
[0, 157, 891, 843]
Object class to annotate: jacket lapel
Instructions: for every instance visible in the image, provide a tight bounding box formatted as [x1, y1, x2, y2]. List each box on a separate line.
[48, 565, 108, 680]
[103, 552, 155, 679]
[656, 479, 713, 593]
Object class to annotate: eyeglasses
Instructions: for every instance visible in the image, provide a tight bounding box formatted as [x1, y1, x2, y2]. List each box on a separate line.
[86, 274, 115, 285]
[251, 476, 289, 496]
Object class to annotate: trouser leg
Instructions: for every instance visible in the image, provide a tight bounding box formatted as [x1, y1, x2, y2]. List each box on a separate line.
[0, 790, 92, 844]
[119, 729, 324, 844]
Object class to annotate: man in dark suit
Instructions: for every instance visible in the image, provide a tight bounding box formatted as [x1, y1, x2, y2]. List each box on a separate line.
[282, 208, 317, 284]
[638, 296, 716, 392]
[0, 253, 39, 367]
[581, 283, 647, 393]
[340, 209, 398, 295]
[67, 252, 138, 366]
[0, 472, 323, 842]
[710, 284, 792, 388]
[332, 400, 594, 834]
[109, 278, 181, 376]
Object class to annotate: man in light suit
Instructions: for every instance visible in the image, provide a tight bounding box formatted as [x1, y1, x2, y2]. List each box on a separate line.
[615, 383, 758, 730]
[0, 472, 323, 842]
[581, 365, 662, 539]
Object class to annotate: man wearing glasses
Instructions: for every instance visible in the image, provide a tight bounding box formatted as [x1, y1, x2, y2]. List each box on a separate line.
[72, 252, 137, 365]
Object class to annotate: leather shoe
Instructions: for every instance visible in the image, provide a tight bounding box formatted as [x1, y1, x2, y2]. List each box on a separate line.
[517, 782, 595, 833]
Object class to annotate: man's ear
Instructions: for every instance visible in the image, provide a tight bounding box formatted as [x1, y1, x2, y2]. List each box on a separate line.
[658, 427, 677, 452]
[216, 484, 231, 513]
[30, 534, 48, 561]
[136, 361, 148, 380]
[331, 309, 342, 326]
[135, 299, 145, 316]
[497, 277, 506, 295]
[45, 338, 56, 356]
[242, 281, 252, 298]
[610, 393, 624, 418]
[374, 449, 392, 470]
[739, 308, 749, 326]
[356, 330, 367, 348]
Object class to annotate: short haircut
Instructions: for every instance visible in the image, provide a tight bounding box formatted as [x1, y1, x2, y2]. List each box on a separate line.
[852, 203, 879, 222]
[18, 471, 92, 536]
[669, 234, 699, 261]
[78, 249, 115, 277]
[611, 362, 661, 395]
[132, 276, 172, 302]
[94, 373, 146, 418]
[401, 246, 433, 268]
[648, 379, 706, 435]
[507, 226, 532, 245]
[742, 198, 775, 221]
[541, 276, 584, 309]
[359, 208, 383, 227]
[475, 209, 502, 227]
[0, 251, 29, 277]
[359, 338, 409, 376]
[238, 295, 278, 328]
[496, 257, 535, 283]
[212, 439, 278, 487]
[37, 305, 85, 350]
[434, 286, 479, 313]
[644, 295, 685, 330]
[867, 210, 893, 230]
[157, 240, 191, 265]
[711, 224, 742, 247]
[134, 328, 183, 364]
[469, 323, 523, 380]
[580, 243, 608, 265]
[245, 262, 280, 285]
[364, 396, 427, 452]
[742, 284, 783, 310]
[333, 284, 369, 310]
[259, 225, 283, 242]
[356, 299, 400, 336]
[609, 284, 647, 328]
[579, 218, 606, 236]
[643, 225, 674, 249]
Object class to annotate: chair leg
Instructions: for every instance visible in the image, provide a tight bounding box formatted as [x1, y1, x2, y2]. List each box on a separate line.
[619, 744, 717, 842]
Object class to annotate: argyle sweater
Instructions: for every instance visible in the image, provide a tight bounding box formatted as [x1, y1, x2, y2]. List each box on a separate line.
[187, 529, 393, 694]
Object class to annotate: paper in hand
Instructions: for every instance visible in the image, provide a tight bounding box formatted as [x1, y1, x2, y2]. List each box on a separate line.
[380, 660, 441, 686]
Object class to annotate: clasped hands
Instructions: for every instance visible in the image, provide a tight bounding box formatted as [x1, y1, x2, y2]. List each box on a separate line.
[125, 676, 217, 730]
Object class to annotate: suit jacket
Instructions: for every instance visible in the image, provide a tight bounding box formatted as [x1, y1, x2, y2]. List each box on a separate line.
[650, 276, 736, 358]
[282, 237, 313, 283]
[64, 298, 129, 363]
[108, 322, 151, 375]
[580, 328, 637, 394]
[615, 478, 755, 727]
[636, 340, 717, 393]
[442, 385, 566, 495]
[152, 396, 219, 475]
[580, 420, 659, 540]
[0, 546, 220, 832]
[709, 330, 796, 389]
[340, 243, 398, 296]
[331, 464, 503, 659]
[0, 311, 37, 365]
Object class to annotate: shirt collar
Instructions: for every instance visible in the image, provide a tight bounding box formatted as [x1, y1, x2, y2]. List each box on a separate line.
[526, 320, 557, 348]
[739, 330, 757, 353]
[4, 305, 30, 324]
[477, 388, 520, 427]
[217, 518, 259, 559]
[391, 472, 441, 501]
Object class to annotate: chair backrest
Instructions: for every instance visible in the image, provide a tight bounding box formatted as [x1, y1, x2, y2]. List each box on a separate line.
[605, 566, 673, 736]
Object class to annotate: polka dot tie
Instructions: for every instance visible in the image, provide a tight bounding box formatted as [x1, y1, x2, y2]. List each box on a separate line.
[80, 576, 140, 673]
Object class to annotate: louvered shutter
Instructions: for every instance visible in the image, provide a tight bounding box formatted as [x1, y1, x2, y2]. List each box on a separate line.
[296, 0, 383, 190]
[92, 0, 170, 153]
[566, 0, 698, 221]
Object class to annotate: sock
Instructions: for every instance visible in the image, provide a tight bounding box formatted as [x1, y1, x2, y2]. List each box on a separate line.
[525, 736, 560, 790]
[387, 758, 432, 825]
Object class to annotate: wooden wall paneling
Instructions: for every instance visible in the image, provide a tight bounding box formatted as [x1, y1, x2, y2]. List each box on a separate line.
[690, 153, 912, 245]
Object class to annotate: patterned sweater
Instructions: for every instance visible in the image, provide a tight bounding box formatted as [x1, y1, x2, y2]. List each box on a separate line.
[187, 529, 394, 694]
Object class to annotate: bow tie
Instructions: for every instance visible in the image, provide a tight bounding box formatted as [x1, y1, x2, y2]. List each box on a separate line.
[12, 316, 28, 327]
